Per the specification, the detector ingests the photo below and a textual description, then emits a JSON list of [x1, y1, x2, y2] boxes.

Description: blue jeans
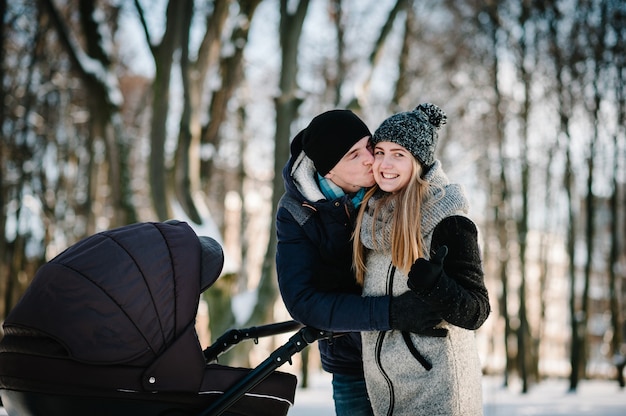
[[332, 373, 374, 416]]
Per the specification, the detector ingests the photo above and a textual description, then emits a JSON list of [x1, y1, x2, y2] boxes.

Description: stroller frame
[[200, 321, 332, 416]]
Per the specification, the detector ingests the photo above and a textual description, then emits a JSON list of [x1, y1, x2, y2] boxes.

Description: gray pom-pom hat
[[371, 103, 447, 168]]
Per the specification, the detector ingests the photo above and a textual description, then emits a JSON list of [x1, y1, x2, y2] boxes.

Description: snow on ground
[[289, 371, 626, 416]]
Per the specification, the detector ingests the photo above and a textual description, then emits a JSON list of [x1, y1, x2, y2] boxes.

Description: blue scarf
[[317, 173, 366, 208]]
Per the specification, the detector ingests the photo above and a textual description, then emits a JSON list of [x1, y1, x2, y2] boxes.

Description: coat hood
[[3, 221, 215, 366]]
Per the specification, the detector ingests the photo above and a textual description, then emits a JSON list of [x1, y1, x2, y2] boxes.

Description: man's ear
[[323, 171, 333, 179]]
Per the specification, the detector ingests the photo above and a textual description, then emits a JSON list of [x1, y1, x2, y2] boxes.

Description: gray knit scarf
[[360, 160, 469, 254]]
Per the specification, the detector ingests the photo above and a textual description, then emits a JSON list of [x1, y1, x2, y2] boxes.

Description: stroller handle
[[203, 320, 304, 363], [199, 324, 334, 416]]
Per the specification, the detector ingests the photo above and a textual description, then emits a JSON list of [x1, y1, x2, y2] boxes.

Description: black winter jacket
[[275, 135, 390, 376]]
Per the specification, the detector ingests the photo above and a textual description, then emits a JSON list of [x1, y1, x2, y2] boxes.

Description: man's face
[[324, 136, 375, 193]]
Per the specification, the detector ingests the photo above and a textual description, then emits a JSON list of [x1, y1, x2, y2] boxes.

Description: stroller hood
[[4, 221, 212, 366]]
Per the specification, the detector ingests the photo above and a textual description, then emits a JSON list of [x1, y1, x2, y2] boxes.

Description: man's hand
[[389, 291, 447, 337]]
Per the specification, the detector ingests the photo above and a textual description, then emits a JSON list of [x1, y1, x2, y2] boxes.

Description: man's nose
[[364, 152, 374, 165]]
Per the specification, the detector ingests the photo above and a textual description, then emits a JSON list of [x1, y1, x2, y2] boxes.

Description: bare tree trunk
[[201, 0, 261, 227], [544, 0, 583, 393], [608, 38, 625, 387], [136, 0, 190, 220], [575, 0, 609, 390], [43, 0, 136, 230], [565, 142, 582, 392], [608, 133, 624, 388], [516, 61, 531, 392], [178, 0, 229, 225], [537, 144, 557, 382], [252, 0, 309, 328], [77, 0, 135, 228], [391, 3, 414, 111], [515, 2, 536, 393], [483, 1, 515, 386], [0, 0, 7, 321], [1, 2, 48, 317], [577, 130, 596, 389], [242, 0, 309, 374], [329, 0, 345, 107], [6, 235, 24, 316], [349, 0, 408, 108], [173, 0, 199, 223]]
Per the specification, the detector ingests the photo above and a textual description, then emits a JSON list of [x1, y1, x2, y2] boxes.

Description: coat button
[[334, 202, 340, 207]]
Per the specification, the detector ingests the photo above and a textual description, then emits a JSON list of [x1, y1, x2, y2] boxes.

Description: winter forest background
[[1, 0, 625, 396]]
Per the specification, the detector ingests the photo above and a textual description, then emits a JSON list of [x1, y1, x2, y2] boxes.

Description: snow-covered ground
[[1, 372, 623, 415], [289, 371, 626, 416]]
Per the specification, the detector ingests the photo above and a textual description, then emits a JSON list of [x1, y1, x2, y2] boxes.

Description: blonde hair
[[353, 158, 429, 285]]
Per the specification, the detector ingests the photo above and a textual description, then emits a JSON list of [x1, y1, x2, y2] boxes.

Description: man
[[276, 110, 439, 415]]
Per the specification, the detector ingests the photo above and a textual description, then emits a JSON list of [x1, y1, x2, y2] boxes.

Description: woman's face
[[372, 141, 414, 193]]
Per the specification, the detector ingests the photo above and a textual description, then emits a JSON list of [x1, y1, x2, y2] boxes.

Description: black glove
[[408, 245, 448, 293], [389, 291, 447, 337]]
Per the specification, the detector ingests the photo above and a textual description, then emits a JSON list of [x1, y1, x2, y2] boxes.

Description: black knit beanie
[[372, 103, 447, 168], [301, 109, 372, 175]]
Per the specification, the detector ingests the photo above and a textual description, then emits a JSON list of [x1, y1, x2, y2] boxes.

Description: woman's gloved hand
[[407, 245, 448, 293]]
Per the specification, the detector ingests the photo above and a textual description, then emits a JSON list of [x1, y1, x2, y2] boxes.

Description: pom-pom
[[416, 103, 447, 129]]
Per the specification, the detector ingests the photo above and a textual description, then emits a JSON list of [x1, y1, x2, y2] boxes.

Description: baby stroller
[[0, 221, 330, 416]]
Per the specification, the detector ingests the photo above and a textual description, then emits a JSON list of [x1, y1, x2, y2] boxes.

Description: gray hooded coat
[[360, 162, 489, 416]]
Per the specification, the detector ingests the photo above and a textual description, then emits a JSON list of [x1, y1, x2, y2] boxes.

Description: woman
[[353, 103, 490, 415]]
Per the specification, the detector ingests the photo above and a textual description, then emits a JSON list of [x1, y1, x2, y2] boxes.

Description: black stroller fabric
[[0, 221, 296, 416]]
